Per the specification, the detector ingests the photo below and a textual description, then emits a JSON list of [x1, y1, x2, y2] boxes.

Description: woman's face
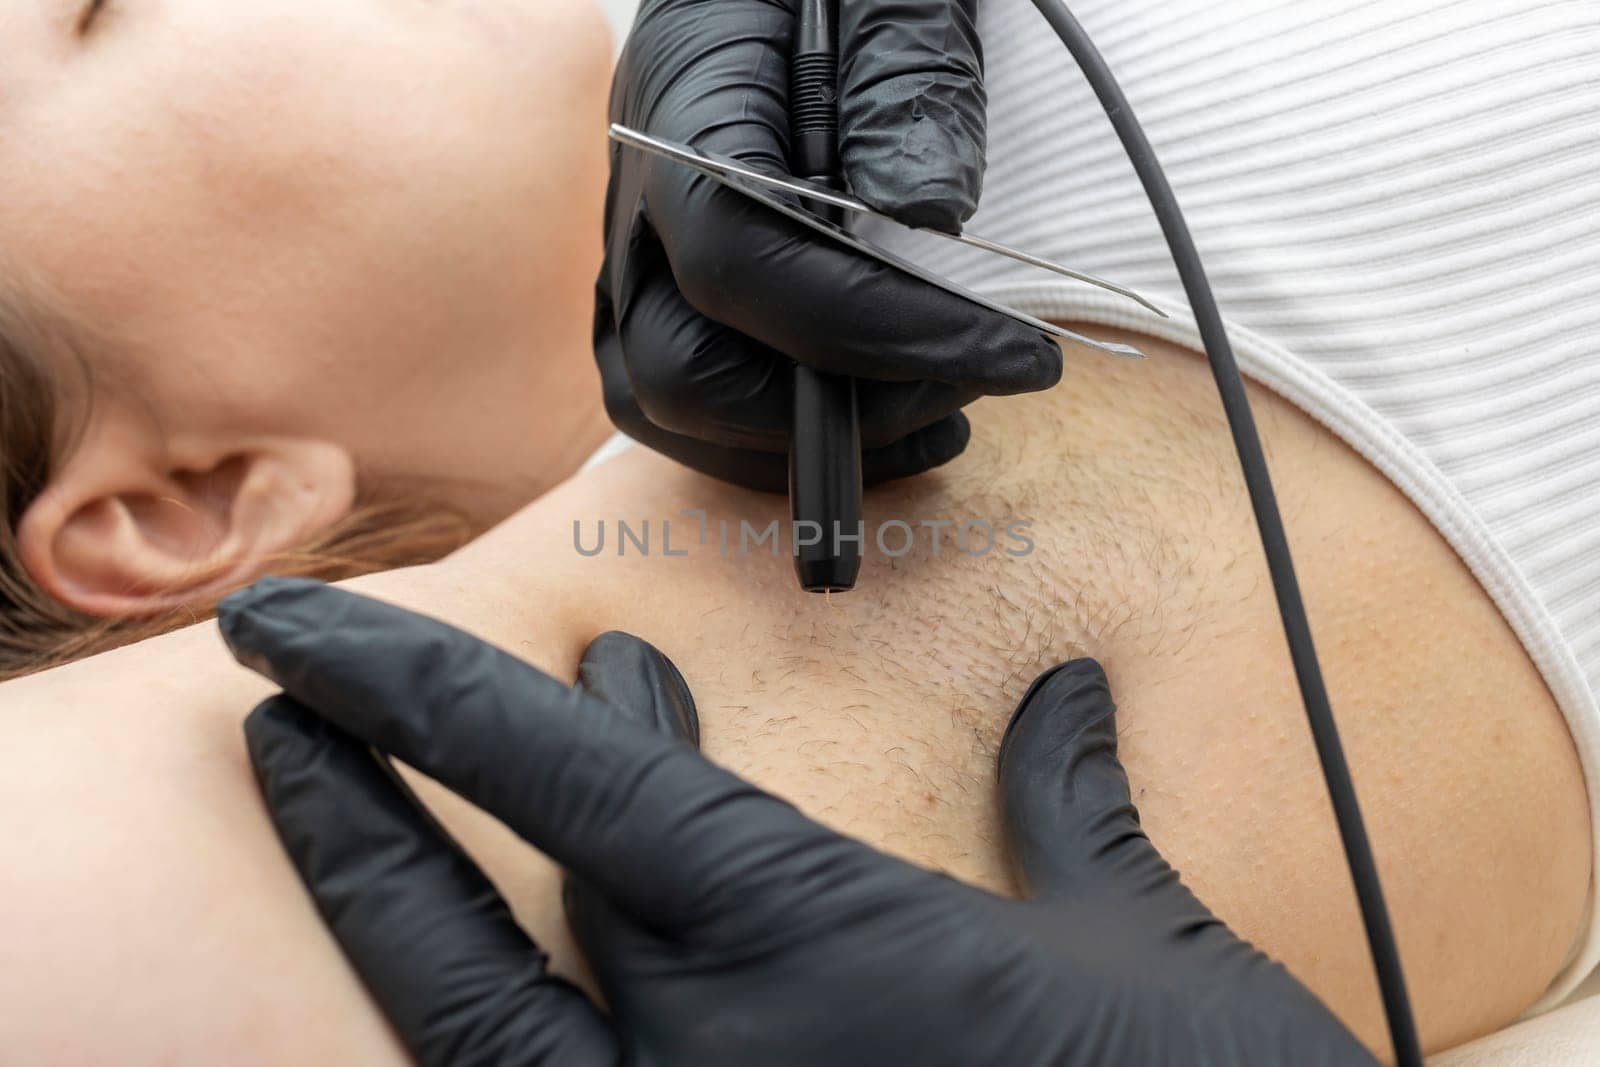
[[1, 0, 615, 614]]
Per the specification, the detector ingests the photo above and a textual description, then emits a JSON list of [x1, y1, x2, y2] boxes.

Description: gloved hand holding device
[[595, 0, 1064, 492], [222, 578, 1376, 1066]]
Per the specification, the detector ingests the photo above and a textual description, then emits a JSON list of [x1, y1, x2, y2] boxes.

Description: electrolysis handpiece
[[787, 0, 863, 595]]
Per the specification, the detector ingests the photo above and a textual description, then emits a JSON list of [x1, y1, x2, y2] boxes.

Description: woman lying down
[[2, 0, 1598, 1061]]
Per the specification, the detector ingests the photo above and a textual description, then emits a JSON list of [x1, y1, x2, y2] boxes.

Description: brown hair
[[0, 307, 475, 682]]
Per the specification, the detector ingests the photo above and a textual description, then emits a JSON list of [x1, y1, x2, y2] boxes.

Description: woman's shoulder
[[0, 555, 585, 1062]]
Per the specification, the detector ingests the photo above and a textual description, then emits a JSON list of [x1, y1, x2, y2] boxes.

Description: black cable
[[1026, 3, 1423, 1063]]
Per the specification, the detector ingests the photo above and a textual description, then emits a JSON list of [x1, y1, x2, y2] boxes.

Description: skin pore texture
[[0, 327, 1589, 1062]]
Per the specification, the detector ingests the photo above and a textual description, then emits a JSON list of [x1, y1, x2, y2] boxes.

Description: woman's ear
[[17, 419, 356, 619]]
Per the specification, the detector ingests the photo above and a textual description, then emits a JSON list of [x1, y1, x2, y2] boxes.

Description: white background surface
[[600, 0, 640, 41]]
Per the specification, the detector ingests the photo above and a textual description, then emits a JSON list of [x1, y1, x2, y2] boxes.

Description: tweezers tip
[[1096, 341, 1148, 359], [1037, 323, 1147, 360]]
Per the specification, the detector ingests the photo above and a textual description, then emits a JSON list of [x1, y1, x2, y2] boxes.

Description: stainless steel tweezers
[[609, 123, 1167, 360]]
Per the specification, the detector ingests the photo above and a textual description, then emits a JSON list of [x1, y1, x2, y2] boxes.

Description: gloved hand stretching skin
[[594, 0, 1063, 491], [221, 579, 1375, 1066]]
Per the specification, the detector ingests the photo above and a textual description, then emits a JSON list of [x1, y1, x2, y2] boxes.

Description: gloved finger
[[864, 411, 972, 483], [997, 659, 1187, 903], [610, 236, 790, 453], [613, 250, 982, 452], [563, 632, 698, 995], [838, 0, 987, 231], [219, 579, 864, 936], [244, 696, 617, 1067], [863, 379, 982, 450], [597, 333, 974, 492], [620, 2, 794, 176], [595, 322, 786, 489], [616, 408, 970, 492], [645, 164, 1062, 395], [575, 630, 699, 746], [611, 409, 966, 492]]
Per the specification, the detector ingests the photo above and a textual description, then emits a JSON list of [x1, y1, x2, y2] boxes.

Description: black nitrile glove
[[595, 0, 1064, 491], [222, 577, 1375, 1066]]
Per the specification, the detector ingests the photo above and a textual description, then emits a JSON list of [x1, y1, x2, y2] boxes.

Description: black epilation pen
[[788, 0, 863, 594]]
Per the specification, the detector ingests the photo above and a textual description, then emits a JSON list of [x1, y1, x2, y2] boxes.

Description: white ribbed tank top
[[864, 0, 1600, 1010]]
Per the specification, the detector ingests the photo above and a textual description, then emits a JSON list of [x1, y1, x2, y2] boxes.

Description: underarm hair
[[785, 409, 1244, 751]]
